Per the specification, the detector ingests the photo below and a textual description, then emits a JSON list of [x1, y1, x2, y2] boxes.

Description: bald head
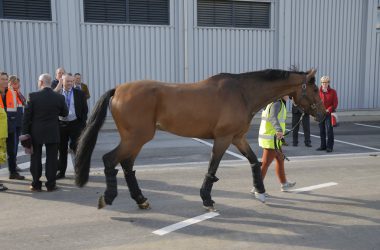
[[38, 73, 52, 89]]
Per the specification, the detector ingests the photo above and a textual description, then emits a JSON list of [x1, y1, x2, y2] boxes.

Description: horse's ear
[[306, 68, 317, 81]]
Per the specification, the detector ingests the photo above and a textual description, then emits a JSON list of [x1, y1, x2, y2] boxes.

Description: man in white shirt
[[56, 74, 88, 179]]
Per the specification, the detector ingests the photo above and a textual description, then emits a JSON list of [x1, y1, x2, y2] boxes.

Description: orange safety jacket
[[0, 95, 4, 108], [5, 88, 24, 112]]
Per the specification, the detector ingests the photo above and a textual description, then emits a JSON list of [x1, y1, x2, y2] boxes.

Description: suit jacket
[[292, 103, 303, 114], [22, 88, 68, 144], [71, 88, 88, 125]]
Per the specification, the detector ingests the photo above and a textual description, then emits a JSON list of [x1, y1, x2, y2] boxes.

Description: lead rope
[[274, 112, 305, 161]]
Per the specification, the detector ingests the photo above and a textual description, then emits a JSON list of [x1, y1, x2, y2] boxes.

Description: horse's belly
[[156, 117, 215, 139]]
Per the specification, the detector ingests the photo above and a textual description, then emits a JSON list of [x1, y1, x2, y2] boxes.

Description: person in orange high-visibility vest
[[5, 75, 25, 180]]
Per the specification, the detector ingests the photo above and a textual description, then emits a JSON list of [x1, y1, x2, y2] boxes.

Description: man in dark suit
[[56, 74, 88, 179], [291, 101, 312, 147], [21, 73, 68, 191], [51, 67, 65, 90]]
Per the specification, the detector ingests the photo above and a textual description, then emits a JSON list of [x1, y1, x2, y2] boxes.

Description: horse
[[74, 68, 326, 211]]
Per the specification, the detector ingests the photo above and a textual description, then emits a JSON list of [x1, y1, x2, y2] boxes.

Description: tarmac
[[0, 154, 379, 250], [0, 110, 379, 250]]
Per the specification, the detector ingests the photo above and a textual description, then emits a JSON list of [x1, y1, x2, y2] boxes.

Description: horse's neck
[[242, 78, 299, 113]]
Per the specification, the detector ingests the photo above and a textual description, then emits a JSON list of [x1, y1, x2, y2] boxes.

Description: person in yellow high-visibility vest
[[254, 96, 295, 197], [0, 71, 9, 191]]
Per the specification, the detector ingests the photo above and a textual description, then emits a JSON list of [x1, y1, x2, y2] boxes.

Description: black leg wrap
[[104, 168, 119, 205], [124, 170, 147, 205], [251, 162, 265, 193], [200, 174, 219, 207]]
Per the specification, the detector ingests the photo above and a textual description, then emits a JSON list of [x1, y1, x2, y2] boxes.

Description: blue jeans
[[319, 114, 334, 149]]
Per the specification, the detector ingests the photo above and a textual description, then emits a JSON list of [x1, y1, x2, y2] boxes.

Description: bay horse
[[75, 69, 326, 211]]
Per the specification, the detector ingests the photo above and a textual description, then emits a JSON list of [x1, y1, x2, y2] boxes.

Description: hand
[[55, 80, 63, 91], [276, 131, 284, 140]]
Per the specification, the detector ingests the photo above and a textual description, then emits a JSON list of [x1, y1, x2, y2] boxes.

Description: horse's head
[[290, 69, 326, 122]]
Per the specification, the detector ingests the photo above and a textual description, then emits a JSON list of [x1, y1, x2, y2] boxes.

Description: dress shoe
[[47, 186, 58, 192], [0, 184, 8, 191], [326, 148, 333, 153], [305, 143, 312, 147], [29, 185, 42, 192], [9, 172, 25, 180], [292, 143, 298, 147], [316, 147, 326, 151], [56, 172, 66, 180]]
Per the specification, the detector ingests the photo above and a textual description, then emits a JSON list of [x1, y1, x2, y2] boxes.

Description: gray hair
[[39, 73, 52, 86], [55, 67, 65, 74]]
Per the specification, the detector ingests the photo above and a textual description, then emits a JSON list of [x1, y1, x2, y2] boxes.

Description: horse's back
[[112, 79, 250, 139]]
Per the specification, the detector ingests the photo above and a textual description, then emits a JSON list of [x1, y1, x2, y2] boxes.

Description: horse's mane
[[210, 69, 307, 82]]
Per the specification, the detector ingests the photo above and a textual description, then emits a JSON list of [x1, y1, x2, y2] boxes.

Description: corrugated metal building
[[0, 0, 379, 111]]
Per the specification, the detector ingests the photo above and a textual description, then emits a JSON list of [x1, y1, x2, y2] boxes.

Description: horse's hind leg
[[233, 138, 266, 199], [99, 146, 123, 208], [200, 137, 231, 211], [120, 157, 150, 209]]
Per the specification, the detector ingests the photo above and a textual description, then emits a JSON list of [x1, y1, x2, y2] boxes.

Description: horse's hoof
[[138, 201, 150, 210], [203, 205, 218, 212], [98, 195, 106, 209]]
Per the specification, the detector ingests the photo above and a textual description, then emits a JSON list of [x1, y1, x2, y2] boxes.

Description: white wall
[[0, 0, 379, 110]]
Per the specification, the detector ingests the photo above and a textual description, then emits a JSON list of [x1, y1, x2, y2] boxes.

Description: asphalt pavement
[[0, 120, 379, 250]]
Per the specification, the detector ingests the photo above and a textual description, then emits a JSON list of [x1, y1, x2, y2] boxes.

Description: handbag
[[331, 112, 339, 127]]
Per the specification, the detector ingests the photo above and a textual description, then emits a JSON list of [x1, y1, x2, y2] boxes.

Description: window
[[0, 0, 51, 21], [84, 0, 169, 25], [197, 0, 271, 29]]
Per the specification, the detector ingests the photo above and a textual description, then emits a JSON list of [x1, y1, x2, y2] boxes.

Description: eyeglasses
[[321, 82, 329, 84]]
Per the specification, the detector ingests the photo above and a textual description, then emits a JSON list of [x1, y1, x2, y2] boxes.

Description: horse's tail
[[75, 88, 116, 187]]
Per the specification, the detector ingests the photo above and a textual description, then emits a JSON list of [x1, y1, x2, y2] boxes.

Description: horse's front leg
[[233, 138, 266, 203], [200, 138, 231, 211]]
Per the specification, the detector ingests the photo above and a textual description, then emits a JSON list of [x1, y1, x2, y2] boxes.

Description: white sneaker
[[254, 192, 266, 203], [250, 188, 269, 197], [281, 181, 296, 192]]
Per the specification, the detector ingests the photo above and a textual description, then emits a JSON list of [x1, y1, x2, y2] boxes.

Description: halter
[[296, 75, 321, 113]]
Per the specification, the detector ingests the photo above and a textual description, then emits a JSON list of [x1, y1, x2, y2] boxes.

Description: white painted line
[[304, 133, 380, 151], [67, 153, 74, 171], [17, 157, 47, 170], [192, 138, 246, 160], [153, 212, 219, 236], [287, 152, 380, 161], [17, 150, 27, 157], [17, 146, 45, 158], [290, 182, 338, 193], [354, 123, 380, 129]]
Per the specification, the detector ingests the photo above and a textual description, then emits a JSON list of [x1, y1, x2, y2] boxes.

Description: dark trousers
[[319, 114, 334, 149], [30, 142, 58, 189], [6, 127, 21, 174], [14, 126, 21, 156], [58, 120, 83, 174], [292, 113, 311, 145]]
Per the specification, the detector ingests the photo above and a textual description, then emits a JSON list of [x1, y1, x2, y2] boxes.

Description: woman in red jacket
[[317, 76, 338, 152]]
